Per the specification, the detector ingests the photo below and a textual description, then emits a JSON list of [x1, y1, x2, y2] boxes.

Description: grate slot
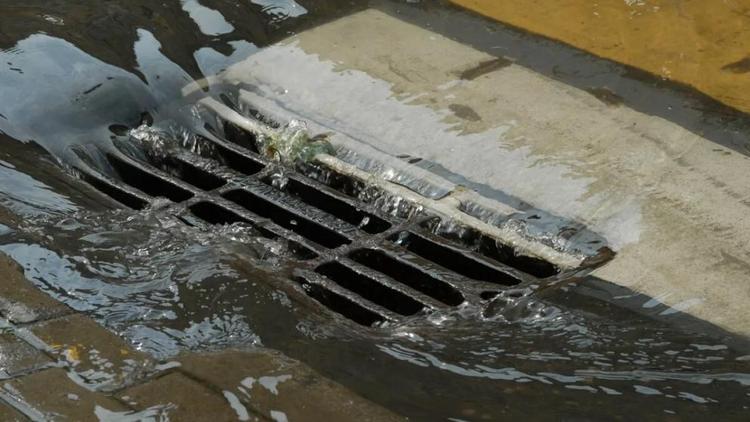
[[223, 189, 351, 249], [190, 201, 249, 225], [201, 138, 265, 176], [424, 220, 559, 278], [390, 231, 522, 285], [298, 162, 373, 201], [156, 156, 226, 191], [190, 201, 318, 260], [476, 235, 559, 278], [299, 162, 423, 220], [294, 276, 387, 326], [223, 121, 261, 153], [107, 154, 194, 202], [315, 262, 425, 316], [78, 171, 149, 210], [348, 249, 464, 306], [271, 177, 391, 234]]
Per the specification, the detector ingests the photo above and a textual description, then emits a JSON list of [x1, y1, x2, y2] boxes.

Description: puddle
[[0, 0, 749, 419]]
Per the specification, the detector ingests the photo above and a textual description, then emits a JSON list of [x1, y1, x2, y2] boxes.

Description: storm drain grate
[[73, 102, 614, 327]]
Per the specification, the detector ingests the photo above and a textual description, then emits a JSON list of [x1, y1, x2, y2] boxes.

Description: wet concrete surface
[[0, 0, 750, 420]]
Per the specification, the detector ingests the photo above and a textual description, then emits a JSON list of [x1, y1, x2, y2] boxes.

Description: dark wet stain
[[449, 103, 481, 121], [397, 154, 423, 164], [721, 56, 750, 74], [108, 124, 129, 136], [713, 148, 732, 156], [586, 87, 624, 106], [82, 83, 103, 95], [388, 60, 415, 83], [457, 57, 511, 80], [140, 111, 154, 126]]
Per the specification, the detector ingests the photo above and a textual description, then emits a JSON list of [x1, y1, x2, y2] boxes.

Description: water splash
[[256, 119, 336, 165]]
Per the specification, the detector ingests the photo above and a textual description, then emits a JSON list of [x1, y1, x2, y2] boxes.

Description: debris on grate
[[72, 94, 615, 328]]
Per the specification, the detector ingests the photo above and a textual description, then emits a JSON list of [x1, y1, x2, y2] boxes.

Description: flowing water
[[1, 0, 749, 420]]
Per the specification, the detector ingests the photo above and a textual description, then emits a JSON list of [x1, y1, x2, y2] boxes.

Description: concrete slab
[[179, 348, 403, 421], [27, 314, 153, 391], [209, 9, 750, 336], [0, 368, 128, 421], [0, 333, 52, 378], [117, 372, 245, 421], [0, 402, 25, 422], [0, 254, 70, 324]]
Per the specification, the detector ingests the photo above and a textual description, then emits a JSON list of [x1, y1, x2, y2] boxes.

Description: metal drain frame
[[72, 98, 614, 327]]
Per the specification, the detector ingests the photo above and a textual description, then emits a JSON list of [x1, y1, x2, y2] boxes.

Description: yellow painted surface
[[451, 0, 750, 113]]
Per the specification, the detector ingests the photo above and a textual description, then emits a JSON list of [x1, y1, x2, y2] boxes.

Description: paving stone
[[0, 368, 127, 421], [179, 348, 403, 421], [0, 332, 52, 378], [0, 401, 27, 421], [0, 254, 70, 324], [117, 372, 243, 421], [28, 314, 153, 391], [0, 206, 19, 228]]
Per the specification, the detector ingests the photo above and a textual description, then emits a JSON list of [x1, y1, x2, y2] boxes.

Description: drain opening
[[477, 236, 558, 278], [223, 121, 260, 154], [197, 137, 265, 176], [77, 105, 595, 328], [315, 262, 425, 316], [348, 249, 464, 306], [294, 276, 386, 326], [424, 220, 559, 278], [190, 201, 318, 260], [390, 231, 522, 285], [223, 189, 351, 249], [480, 291, 501, 300], [299, 162, 423, 219], [190, 202, 249, 225], [267, 177, 391, 234], [155, 156, 226, 191], [78, 172, 149, 210], [107, 154, 194, 202], [298, 162, 374, 201]]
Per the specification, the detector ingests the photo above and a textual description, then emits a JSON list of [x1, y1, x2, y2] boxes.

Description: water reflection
[[181, 0, 235, 36], [251, 0, 308, 21], [0, 160, 77, 216], [0, 34, 153, 159]]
